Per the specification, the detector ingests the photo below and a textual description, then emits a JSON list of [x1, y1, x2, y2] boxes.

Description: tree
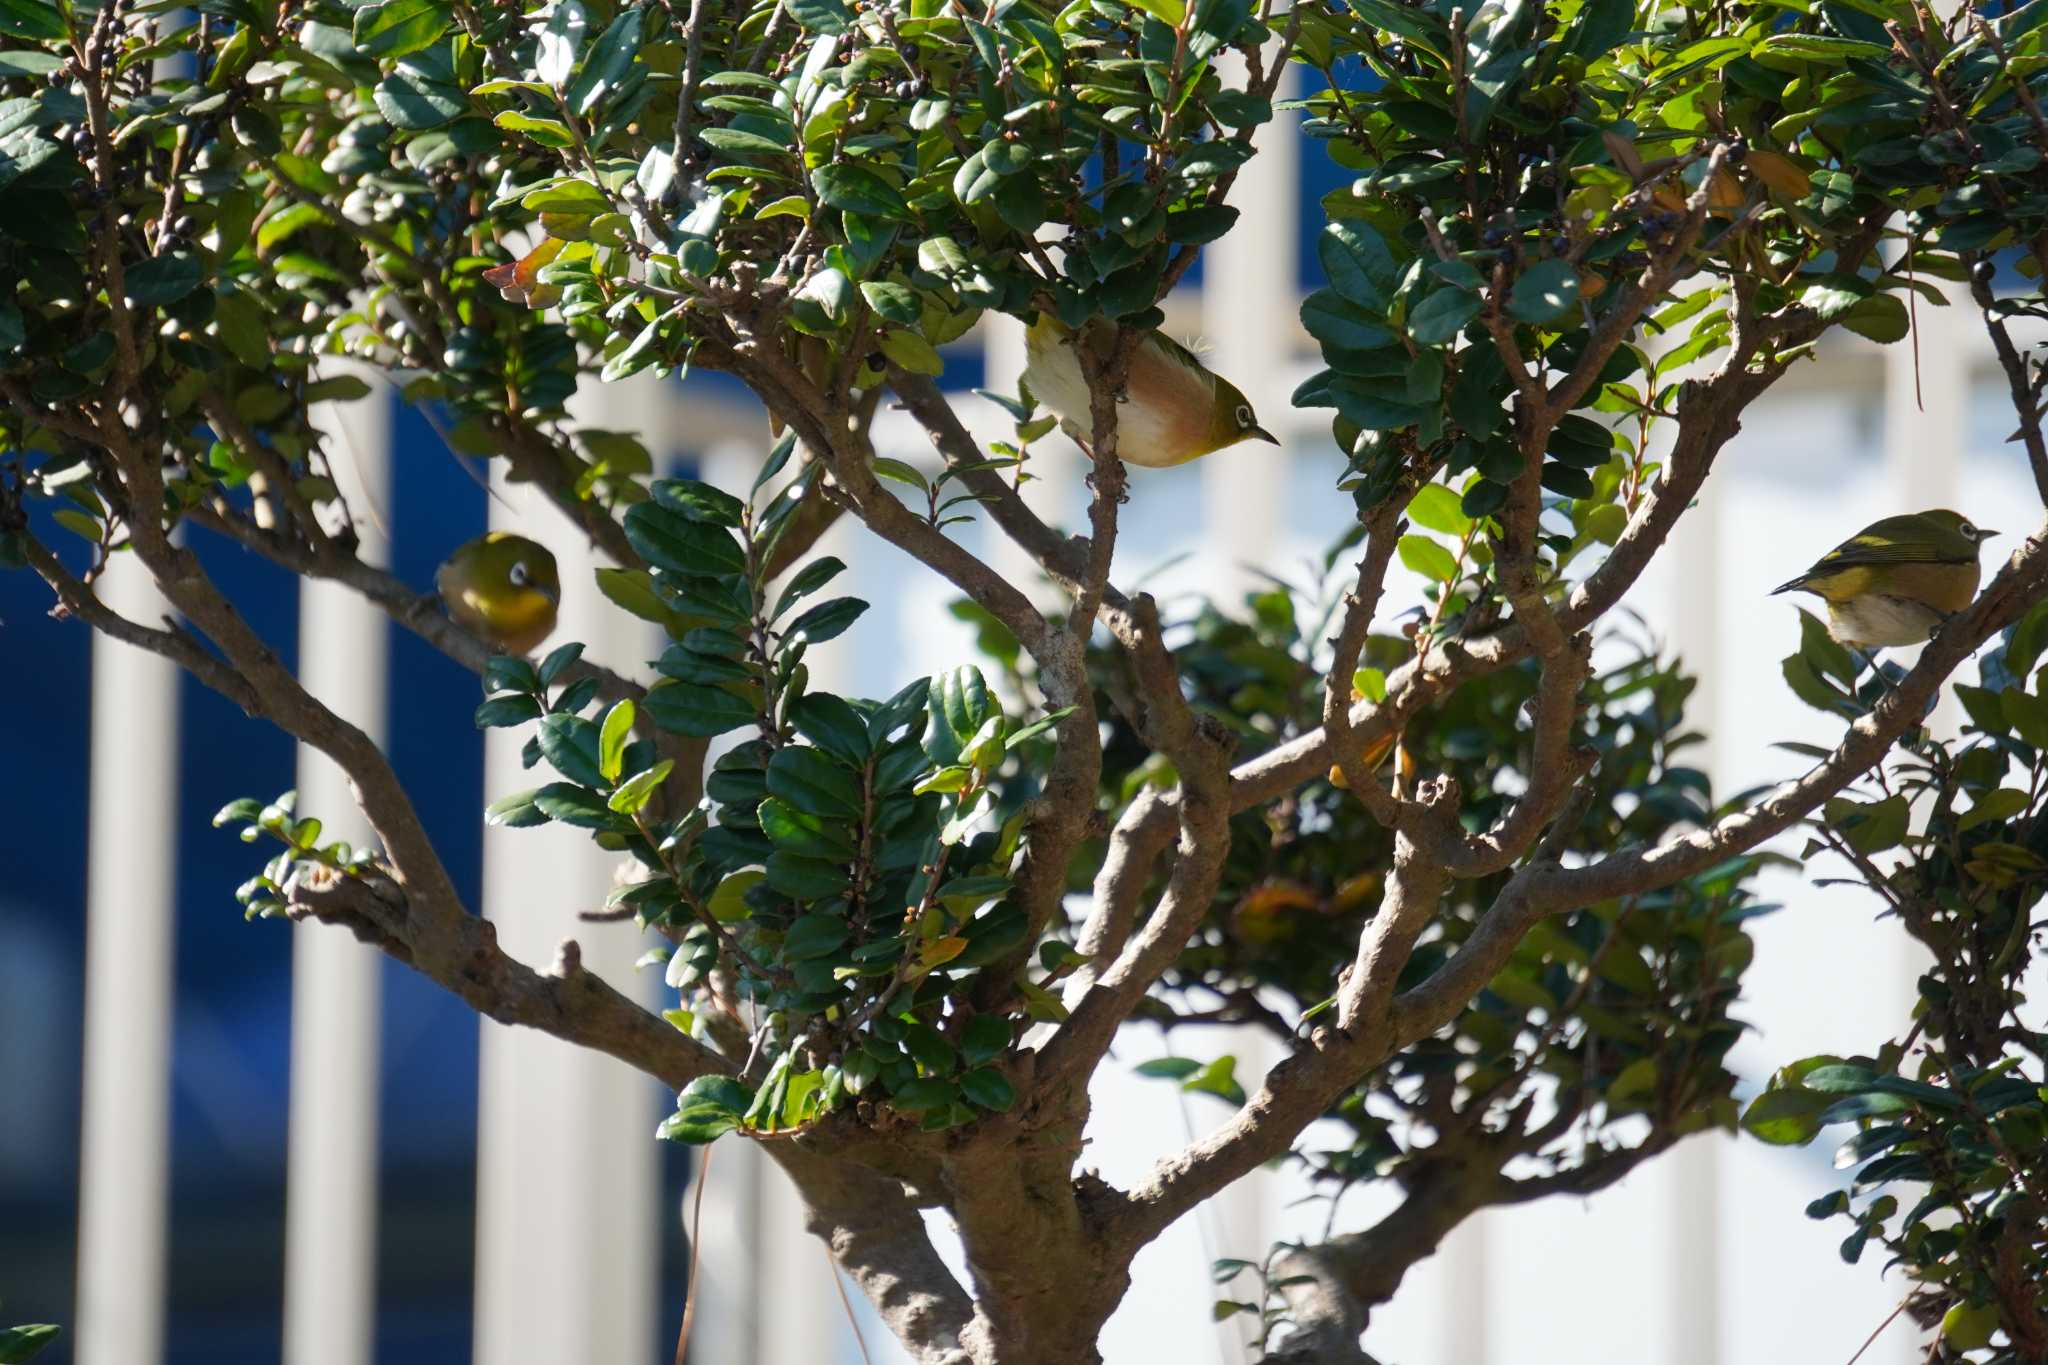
[[5, 0, 2048, 1360]]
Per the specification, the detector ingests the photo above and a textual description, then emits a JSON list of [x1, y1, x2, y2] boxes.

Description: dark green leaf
[[773, 556, 847, 620], [1509, 259, 1581, 324], [375, 65, 465, 130], [531, 782, 616, 828], [902, 1021, 956, 1072], [814, 163, 909, 219], [888, 1077, 959, 1111], [789, 0, 852, 32], [790, 692, 870, 764], [1317, 221, 1398, 313], [960, 1014, 1012, 1067], [860, 280, 921, 324], [784, 911, 851, 958], [475, 694, 545, 728], [785, 595, 868, 645], [485, 788, 551, 828], [652, 477, 746, 527], [765, 851, 851, 899], [1301, 289, 1398, 352], [766, 744, 864, 817], [539, 642, 585, 687], [658, 1075, 754, 1143], [1134, 1056, 1203, 1080], [0, 0, 65, 40], [959, 1067, 1016, 1110], [486, 656, 542, 694], [0, 1324, 60, 1364], [1408, 287, 1483, 345], [566, 5, 644, 116], [126, 253, 202, 307], [538, 714, 607, 788], [625, 502, 746, 576], [645, 680, 757, 737]]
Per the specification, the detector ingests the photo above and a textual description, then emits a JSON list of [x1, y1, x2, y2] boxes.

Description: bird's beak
[[539, 584, 561, 605], [1984, 529, 2002, 539], [1248, 426, 1279, 445]]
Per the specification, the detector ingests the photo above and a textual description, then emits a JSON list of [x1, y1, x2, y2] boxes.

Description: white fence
[[62, 91, 2033, 1365]]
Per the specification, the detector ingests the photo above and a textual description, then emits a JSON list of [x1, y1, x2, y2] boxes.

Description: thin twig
[[675, 1144, 713, 1365]]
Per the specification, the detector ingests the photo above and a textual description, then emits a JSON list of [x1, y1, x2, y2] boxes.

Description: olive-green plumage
[[1771, 509, 1994, 648], [437, 532, 561, 655], [1022, 314, 1277, 468]]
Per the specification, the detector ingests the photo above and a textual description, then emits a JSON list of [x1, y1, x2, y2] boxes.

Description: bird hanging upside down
[[1771, 509, 1994, 649], [436, 531, 561, 656], [1021, 313, 1277, 468]]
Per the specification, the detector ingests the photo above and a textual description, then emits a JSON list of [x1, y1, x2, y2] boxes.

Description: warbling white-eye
[[436, 531, 561, 655], [1772, 509, 1995, 648], [1022, 314, 1277, 468]]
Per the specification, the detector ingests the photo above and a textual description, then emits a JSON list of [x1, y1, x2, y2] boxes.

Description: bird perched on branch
[[437, 531, 561, 655], [1022, 314, 1277, 468], [1772, 509, 1994, 649]]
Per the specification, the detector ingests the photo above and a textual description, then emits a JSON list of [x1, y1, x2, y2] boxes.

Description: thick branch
[[20, 534, 261, 712], [1394, 524, 2048, 1043], [285, 866, 724, 1088], [772, 1145, 980, 1365], [1324, 503, 1405, 821], [1037, 737, 1233, 1091], [889, 369, 1093, 594]]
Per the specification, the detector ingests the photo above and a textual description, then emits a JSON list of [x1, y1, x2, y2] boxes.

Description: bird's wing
[[1775, 518, 1974, 598], [1808, 534, 1971, 569], [1149, 330, 1214, 378]]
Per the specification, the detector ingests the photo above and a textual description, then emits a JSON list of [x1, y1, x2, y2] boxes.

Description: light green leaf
[[1397, 534, 1459, 583], [495, 110, 577, 148], [598, 699, 635, 782], [1404, 483, 1471, 537], [353, 0, 450, 59]]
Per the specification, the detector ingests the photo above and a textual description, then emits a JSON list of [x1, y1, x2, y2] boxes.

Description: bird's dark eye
[[509, 561, 530, 588], [1963, 523, 1980, 540], [1235, 404, 1253, 427]]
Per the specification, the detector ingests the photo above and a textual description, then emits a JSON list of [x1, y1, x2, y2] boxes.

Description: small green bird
[[1772, 509, 1995, 648], [436, 531, 561, 655], [1022, 314, 1277, 468]]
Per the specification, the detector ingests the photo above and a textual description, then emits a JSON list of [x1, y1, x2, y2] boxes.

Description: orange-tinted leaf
[[1746, 149, 1813, 198], [485, 236, 566, 306]]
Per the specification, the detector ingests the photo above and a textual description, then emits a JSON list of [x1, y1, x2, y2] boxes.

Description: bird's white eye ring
[[1235, 404, 1253, 427], [509, 561, 530, 588]]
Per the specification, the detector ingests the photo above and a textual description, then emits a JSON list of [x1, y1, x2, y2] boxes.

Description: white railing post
[[1889, 281, 1968, 741], [74, 555, 182, 1365], [1201, 56, 1299, 601], [473, 377, 666, 1365], [1668, 458, 1724, 1365], [283, 378, 393, 1365]]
